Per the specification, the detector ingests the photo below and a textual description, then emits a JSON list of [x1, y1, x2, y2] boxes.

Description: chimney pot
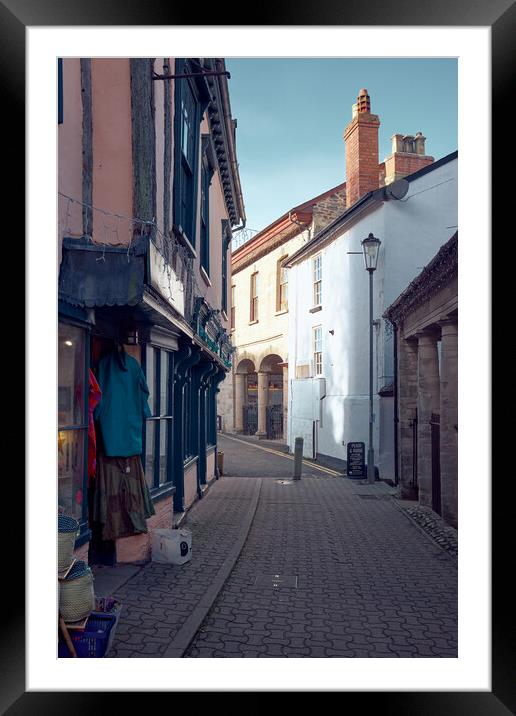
[[414, 132, 426, 155], [356, 88, 371, 114]]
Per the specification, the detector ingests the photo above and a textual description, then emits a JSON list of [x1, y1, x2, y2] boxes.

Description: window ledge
[[200, 266, 212, 287], [172, 225, 197, 259], [275, 308, 288, 316], [150, 484, 176, 503], [249, 319, 259, 325], [184, 455, 199, 469], [309, 305, 322, 313]]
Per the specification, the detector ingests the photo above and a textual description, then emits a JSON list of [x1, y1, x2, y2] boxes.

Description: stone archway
[[234, 358, 256, 433], [257, 354, 285, 439]]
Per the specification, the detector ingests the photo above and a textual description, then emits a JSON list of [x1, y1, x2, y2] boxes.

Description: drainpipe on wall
[[288, 211, 311, 243]]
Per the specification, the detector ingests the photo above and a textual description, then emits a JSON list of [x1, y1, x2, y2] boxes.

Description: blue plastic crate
[[59, 612, 117, 658]]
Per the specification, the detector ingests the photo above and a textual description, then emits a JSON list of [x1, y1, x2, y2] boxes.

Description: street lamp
[[361, 232, 381, 484]]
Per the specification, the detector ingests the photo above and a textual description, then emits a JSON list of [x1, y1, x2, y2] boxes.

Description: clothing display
[[94, 347, 151, 457], [87, 369, 102, 484], [93, 454, 155, 541]]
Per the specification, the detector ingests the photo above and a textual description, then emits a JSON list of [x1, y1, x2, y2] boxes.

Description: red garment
[[88, 369, 102, 483]]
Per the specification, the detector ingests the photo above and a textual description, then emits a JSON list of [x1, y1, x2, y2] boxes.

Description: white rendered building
[[285, 151, 458, 480]]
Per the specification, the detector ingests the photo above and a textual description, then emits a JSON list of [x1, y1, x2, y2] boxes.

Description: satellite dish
[[385, 178, 409, 200]]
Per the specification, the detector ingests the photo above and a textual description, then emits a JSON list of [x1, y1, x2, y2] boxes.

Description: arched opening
[[258, 354, 285, 440], [235, 359, 257, 434]]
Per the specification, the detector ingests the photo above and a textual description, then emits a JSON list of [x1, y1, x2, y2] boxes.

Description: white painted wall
[[287, 156, 457, 480]]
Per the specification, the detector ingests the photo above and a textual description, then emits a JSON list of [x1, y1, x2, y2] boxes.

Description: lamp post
[[361, 232, 381, 484]]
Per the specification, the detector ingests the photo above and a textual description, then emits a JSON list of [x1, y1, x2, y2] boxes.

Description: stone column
[[234, 372, 246, 433], [439, 319, 458, 528], [397, 334, 419, 499], [256, 371, 269, 438], [282, 365, 288, 441], [416, 331, 440, 509]]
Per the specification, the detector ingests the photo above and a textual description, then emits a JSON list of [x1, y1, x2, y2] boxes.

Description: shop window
[[142, 345, 174, 490], [207, 384, 216, 446], [173, 59, 202, 250], [58, 322, 88, 522], [184, 379, 194, 461]]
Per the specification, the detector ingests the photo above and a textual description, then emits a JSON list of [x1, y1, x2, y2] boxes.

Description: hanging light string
[[57, 191, 223, 328]]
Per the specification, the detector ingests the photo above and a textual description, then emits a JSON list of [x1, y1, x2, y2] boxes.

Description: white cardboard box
[[151, 528, 192, 565]]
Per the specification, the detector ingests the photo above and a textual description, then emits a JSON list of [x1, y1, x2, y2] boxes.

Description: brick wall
[[384, 152, 434, 185], [116, 495, 173, 563], [344, 113, 380, 207]]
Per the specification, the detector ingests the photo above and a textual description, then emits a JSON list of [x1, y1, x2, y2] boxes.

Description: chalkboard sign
[[347, 442, 365, 477]]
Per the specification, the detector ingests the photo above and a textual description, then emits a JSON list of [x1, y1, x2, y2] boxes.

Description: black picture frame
[[11, 0, 511, 711]]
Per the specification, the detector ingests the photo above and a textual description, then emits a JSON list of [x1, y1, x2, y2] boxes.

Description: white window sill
[[200, 266, 212, 287]]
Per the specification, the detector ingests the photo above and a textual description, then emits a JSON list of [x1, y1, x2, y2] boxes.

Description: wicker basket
[[58, 514, 79, 573], [59, 560, 95, 623]]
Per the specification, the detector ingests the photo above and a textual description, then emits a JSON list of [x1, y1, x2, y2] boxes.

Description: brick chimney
[[382, 131, 434, 185], [344, 89, 380, 207]]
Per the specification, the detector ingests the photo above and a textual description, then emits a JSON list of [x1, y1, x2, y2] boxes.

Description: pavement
[[94, 434, 457, 658]]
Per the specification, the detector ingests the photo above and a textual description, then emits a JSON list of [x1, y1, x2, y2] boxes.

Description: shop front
[[58, 235, 232, 565]]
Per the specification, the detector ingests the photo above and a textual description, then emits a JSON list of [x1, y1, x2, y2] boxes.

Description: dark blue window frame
[[173, 59, 203, 252], [142, 345, 175, 498], [200, 162, 210, 274]]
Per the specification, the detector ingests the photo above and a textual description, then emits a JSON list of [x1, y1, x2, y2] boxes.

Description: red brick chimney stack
[[382, 130, 434, 185], [344, 89, 381, 207]]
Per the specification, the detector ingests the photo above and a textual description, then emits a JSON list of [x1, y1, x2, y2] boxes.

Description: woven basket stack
[[59, 560, 95, 622], [58, 515, 95, 623]]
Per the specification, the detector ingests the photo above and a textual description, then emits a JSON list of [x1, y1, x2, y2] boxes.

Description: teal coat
[[94, 348, 151, 457]]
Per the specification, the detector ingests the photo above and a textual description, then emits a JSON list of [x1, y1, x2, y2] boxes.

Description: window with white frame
[[313, 325, 323, 376], [312, 254, 322, 306], [277, 256, 288, 312], [250, 271, 259, 322]]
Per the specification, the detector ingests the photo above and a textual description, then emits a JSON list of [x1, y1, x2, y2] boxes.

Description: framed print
[[10, 0, 513, 711]]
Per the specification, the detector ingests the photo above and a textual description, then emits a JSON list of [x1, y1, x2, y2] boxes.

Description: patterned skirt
[[93, 455, 155, 541]]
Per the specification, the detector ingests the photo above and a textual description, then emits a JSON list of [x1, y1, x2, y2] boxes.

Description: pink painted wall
[[91, 59, 133, 246], [207, 450, 216, 482], [116, 496, 173, 563], [192, 114, 231, 330], [58, 59, 84, 264], [184, 462, 198, 509]]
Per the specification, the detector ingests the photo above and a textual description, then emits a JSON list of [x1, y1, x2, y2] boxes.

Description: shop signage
[[347, 442, 365, 478]]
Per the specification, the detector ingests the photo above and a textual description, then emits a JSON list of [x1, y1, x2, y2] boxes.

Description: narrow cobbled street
[[104, 435, 457, 658]]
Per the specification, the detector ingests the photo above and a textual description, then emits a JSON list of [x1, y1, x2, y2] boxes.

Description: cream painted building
[[218, 184, 347, 440]]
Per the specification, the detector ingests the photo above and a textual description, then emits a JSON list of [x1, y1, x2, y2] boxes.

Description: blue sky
[[225, 58, 457, 233]]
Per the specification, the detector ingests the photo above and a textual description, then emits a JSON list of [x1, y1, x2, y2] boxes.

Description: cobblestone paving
[[185, 477, 457, 658], [108, 478, 258, 657]]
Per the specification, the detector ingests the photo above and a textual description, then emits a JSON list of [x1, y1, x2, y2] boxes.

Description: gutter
[[284, 190, 382, 268], [216, 59, 246, 228]]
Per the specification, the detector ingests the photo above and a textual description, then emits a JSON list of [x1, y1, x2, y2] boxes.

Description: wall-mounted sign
[[347, 442, 365, 478]]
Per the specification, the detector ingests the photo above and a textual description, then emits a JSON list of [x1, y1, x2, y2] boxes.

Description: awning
[[58, 236, 147, 308]]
